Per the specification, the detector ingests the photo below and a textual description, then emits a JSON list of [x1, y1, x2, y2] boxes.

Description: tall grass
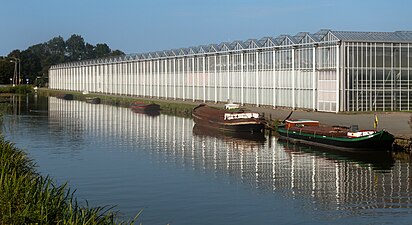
[[0, 137, 139, 224]]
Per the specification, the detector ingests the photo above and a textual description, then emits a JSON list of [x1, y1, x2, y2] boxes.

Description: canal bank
[[38, 88, 412, 152], [5, 92, 412, 224]]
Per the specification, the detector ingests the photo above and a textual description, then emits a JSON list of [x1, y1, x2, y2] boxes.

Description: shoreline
[[38, 88, 412, 152]]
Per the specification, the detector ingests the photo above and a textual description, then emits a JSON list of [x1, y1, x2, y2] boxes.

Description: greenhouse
[[49, 29, 412, 112]]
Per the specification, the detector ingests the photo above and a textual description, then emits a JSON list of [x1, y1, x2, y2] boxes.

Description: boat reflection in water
[[131, 107, 160, 117], [192, 124, 266, 145], [130, 102, 161, 117], [278, 140, 395, 171]]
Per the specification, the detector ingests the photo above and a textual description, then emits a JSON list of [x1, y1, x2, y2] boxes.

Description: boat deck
[[287, 126, 349, 138]]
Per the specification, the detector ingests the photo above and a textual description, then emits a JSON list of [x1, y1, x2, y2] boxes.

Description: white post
[[336, 44, 340, 113], [255, 51, 259, 107], [192, 57, 195, 101], [214, 54, 217, 103], [292, 47, 296, 109], [138, 61, 141, 96], [203, 56, 206, 102], [157, 59, 160, 98], [173, 58, 176, 100], [165, 59, 168, 99], [272, 49, 276, 108], [150, 60, 153, 97], [182, 57, 186, 101], [241, 52, 244, 105], [313, 46, 316, 111], [143, 61, 146, 97], [227, 54, 230, 101]]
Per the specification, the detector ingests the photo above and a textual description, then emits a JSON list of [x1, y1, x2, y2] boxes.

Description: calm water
[[3, 95, 412, 225]]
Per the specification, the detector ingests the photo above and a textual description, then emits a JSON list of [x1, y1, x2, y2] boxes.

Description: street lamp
[[9, 57, 20, 86]]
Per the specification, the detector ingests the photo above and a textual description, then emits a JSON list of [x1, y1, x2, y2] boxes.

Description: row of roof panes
[[51, 29, 412, 68]]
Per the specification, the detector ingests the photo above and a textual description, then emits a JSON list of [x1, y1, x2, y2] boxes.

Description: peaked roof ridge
[[330, 30, 412, 42]]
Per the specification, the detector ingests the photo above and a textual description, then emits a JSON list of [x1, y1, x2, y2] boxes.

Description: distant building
[[49, 29, 412, 112]]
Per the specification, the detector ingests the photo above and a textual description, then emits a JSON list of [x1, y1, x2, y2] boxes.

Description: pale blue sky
[[1, 0, 411, 56]]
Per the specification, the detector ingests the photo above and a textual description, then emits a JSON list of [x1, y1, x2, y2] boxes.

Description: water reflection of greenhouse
[[49, 98, 412, 210], [50, 29, 412, 112]]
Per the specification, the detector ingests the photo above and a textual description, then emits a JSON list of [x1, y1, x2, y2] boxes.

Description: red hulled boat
[[192, 104, 265, 133], [130, 102, 161, 115]]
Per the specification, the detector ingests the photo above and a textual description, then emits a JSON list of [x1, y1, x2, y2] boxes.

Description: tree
[[84, 43, 96, 60], [46, 36, 66, 65], [20, 50, 42, 84], [66, 34, 85, 61], [0, 34, 125, 84], [47, 36, 66, 55], [0, 57, 15, 84], [110, 49, 125, 56], [95, 43, 111, 58]]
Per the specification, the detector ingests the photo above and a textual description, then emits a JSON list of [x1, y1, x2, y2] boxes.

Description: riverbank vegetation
[[0, 93, 140, 224], [0, 135, 141, 224], [0, 85, 33, 94]]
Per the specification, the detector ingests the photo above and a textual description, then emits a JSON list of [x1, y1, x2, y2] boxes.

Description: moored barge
[[130, 102, 161, 115], [277, 119, 394, 151], [56, 93, 74, 100], [192, 104, 264, 133]]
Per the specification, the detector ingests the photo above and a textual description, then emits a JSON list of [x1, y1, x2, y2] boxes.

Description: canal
[[3, 94, 412, 225]]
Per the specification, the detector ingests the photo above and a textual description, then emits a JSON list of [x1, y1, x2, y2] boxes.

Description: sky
[[1, 0, 411, 56]]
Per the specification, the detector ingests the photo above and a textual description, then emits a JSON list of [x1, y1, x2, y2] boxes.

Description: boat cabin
[[285, 119, 320, 129]]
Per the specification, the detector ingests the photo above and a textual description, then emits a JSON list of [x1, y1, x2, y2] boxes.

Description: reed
[[0, 137, 138, 224]]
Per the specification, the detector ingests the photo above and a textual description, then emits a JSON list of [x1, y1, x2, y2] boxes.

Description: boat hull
[[56, 94, 73, 100], [277, 126, 394, 151], [192, 104, 264, 133], [130, 102, 161, 116]]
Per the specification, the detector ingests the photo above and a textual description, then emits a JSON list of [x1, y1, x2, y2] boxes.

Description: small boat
[[130, 102, 161, 114], [85, 97, 101, 104], [191, 104, 265, 133], [56, 93, 74, 100], [277, 119, 395, 151]]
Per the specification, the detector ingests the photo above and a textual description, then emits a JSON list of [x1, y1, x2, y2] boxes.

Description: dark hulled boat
[[56, 93, 74, 100], [130, 102, 161, 115], [277, 119, 394, 151], [191, 104, 264, 133]]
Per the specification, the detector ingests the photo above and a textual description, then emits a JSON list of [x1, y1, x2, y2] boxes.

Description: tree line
[[0, 34, 124, 86]]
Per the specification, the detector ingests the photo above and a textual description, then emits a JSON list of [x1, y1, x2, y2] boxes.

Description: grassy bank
[[0, 135, 140, 224], [39, 88, 196, 117]]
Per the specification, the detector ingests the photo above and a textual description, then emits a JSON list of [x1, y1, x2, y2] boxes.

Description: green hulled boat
[[277, 119, 395, 151]]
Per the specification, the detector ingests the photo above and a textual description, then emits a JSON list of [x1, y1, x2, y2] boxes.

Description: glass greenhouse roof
[[51, 29, 412, 68]]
